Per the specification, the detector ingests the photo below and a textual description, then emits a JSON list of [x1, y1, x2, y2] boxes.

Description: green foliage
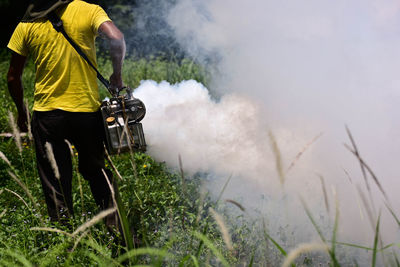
[[96, 56, 210, 100], [0, 52, 243, 266]]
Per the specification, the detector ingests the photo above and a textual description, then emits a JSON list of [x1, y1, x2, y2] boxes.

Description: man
[[7, 0, 126, 226]]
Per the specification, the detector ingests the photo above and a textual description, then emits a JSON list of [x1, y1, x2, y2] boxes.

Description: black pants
[[31, 109, 113, 222]]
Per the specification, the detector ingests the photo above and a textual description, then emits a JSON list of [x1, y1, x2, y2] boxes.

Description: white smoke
[[132, 0, 400, 263], [135, 80, 272, 180], [134, 80, 352, 248]]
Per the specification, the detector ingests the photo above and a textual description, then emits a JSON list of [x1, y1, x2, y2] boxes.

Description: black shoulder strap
[[22, 0, 72, 22], [47, 11, 112, 93]]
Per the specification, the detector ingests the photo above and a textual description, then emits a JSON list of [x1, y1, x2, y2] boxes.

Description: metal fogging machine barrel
[[101, 87, 147, 154]]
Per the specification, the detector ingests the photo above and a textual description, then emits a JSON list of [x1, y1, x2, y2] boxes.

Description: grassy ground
[[1, 50, 399, 266], [0, 51, 242, 266]]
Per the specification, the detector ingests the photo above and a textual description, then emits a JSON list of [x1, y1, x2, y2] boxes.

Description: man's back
[[7, 0, 111, 112]]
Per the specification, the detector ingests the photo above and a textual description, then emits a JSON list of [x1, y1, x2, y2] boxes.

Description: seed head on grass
[[8, 111, 22, 153], [0, 150, 12, 167], [71, 230, 89, 252], [209, 207, 233, 251], [4, 188, 29, 209], [24, 99, 33, 141], [0, 209, 6, 219], [282, 242, 329, 267], [72, 207, 117, 237], [225, 199, 246, 212], [45, 142, 60, 179], [30, 227, 72, 237], [7, 171, 36, 209], [269, 131, 285, 186], [64, 139, 74, 158]]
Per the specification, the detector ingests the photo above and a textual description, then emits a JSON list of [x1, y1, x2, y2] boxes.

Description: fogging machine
[[101, 87, 146, 154]]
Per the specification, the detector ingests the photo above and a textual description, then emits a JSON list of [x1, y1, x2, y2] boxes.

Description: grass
[[0, 50, 240, 266], [1, 48, 400, 266]]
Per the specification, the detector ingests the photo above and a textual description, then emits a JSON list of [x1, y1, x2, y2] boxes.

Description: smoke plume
[[132, 0, 400, 263]]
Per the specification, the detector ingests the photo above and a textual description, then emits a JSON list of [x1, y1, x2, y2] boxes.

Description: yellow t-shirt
[[7, 0, 111, 112]]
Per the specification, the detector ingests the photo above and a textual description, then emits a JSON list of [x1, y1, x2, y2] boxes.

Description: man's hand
[[109, 72, 123, 94], [17, 109, 28, 132], [7, 52, 28, 132]]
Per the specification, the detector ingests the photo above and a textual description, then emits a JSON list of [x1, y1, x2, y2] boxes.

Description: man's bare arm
[[7, 52, 28, 132], [98, 21, 126, 90]]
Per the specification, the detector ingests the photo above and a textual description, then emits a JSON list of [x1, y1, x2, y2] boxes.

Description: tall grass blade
[[178, 255, 191, 267], [300, 197, 340, 266], [82, 237, 121, 266], [263, 227, 287, 256], [334, 240, 393, 252], [1, 249, 33, 267], [178, 154, 186, 196], [318, 174, 330, 213], [345, 143, 388, 203], [342, 167, 353, 184], [195, 222, 209, 258], [331, 187, 339, 259], [345, 125, 369, 189], [248, 249, 255, 267], [334, 241, 373, 250], [262, 218, 295, 266], [345, 126, 378, 219], [178, 254, 200, 267], [104, 149, 123, 181], [393, 252, 400, 267], [190, 255, 200, 267], [216, 174, 232, 204], [113, 179, 135, 251], [192, 231, 230, 267], [103, 169, 135, 252], [84, 250, 111, 267], [372, 213, 381, 267], [384, 201, 400, 227], [300, 197, 326, 243]]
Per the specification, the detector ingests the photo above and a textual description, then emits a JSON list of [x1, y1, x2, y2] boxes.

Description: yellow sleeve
[[91, 5, 112, 35], [7, 23, 29, 56]]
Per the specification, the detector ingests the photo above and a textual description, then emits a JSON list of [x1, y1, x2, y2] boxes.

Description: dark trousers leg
[[32, 111, 73, 221], [32, 110, 114, 222], [68, 111, 113, 211]]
